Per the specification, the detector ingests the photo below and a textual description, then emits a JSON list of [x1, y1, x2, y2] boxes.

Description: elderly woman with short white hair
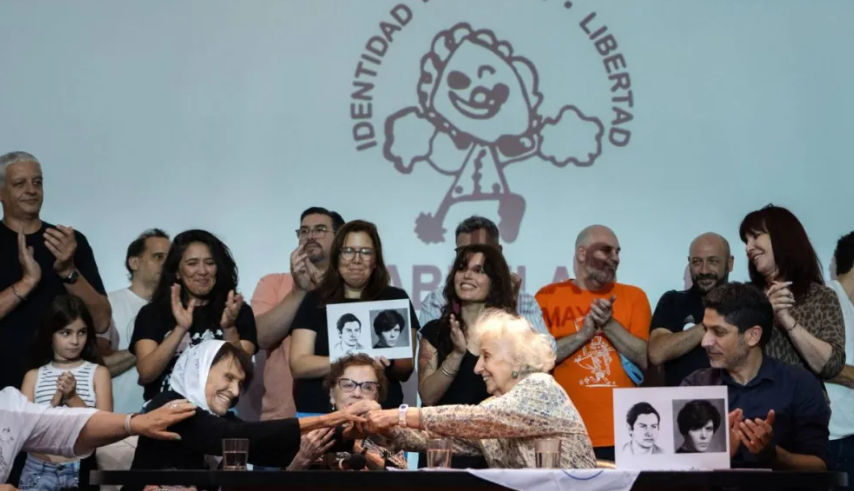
[[365, 310, 596, 469]]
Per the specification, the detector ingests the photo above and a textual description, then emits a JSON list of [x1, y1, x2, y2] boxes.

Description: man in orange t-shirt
[[536, 225, 651, 462]]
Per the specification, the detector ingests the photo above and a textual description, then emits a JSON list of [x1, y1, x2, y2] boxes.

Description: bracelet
[[11, 284, 25, 301], [125, 413, 136, 436], [440, 364, 458, 377], [785, 323, 799, 333]]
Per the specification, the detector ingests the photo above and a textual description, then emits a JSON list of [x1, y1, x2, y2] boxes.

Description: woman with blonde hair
[[365, 310, 596, 469]]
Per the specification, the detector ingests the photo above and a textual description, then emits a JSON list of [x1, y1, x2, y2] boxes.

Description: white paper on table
[[468, 469, 640, 491]]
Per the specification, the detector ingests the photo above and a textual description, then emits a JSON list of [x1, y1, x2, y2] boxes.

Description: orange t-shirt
[[535, 280, 651, 448]]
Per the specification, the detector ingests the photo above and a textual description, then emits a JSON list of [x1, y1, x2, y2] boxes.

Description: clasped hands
[[331, 404, 412, 440], [767, 281, 797, 331], [582, 295, 618, 334]]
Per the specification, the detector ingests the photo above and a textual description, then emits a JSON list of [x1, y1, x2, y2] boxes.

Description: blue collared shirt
[[418, 288, 557, 354], [682, 355, 830, 468]]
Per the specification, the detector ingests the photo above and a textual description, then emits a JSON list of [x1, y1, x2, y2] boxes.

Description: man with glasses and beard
[[250, 207, 344, 422], [536, 225, 652, 462], [648, 233, 734, 387]]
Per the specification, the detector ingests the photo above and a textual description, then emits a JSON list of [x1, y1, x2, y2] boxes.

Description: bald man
[[535, 225, 652, 461], [648, 233, 733, 386]]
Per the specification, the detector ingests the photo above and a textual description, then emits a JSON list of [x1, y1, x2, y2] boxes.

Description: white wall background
[[2, 0, 853, 423]]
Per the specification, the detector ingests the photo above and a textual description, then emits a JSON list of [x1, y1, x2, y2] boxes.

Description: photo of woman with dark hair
[[675, 399, 724, 453], [372, 309, 407, 349]]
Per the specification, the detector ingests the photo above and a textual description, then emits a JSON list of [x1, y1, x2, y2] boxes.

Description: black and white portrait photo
[[333, 312, 366, 355], [326, 299, 412, 362], [370, 308, 410, 349], [623, 402, 665, 456], [614, 386, 730, 470], [673, 399, 727, 454]]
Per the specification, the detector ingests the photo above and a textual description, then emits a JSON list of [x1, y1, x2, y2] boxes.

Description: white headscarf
[[168, 339, 226, 413]]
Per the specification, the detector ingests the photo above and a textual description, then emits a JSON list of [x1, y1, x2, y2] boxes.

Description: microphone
[[337, 453, 367, 470]]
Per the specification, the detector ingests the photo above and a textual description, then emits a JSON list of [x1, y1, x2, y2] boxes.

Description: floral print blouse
[[388, 373, 596, 469]]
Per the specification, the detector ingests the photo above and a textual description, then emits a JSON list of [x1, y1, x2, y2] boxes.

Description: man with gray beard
[[648, 233, 733, 386], [536, 225, 651, 461]]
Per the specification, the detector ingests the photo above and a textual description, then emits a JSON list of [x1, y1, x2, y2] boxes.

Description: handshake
[[332, 400, 409, 437], [289, 400, 414, 470]]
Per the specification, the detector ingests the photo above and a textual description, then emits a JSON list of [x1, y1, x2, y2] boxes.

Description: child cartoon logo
[[383, 22, 605, 244]]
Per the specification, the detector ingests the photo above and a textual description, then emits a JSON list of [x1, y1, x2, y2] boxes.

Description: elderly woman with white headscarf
[[364, 310, 596, 469], [127, 340, 377, 490]]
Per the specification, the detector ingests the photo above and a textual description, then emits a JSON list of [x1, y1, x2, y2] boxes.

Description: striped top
[[34, 361, 98, 408]]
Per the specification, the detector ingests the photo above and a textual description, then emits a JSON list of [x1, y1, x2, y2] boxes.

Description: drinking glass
[[426, 438, 453, 468], [535, 439, 561, 469], [222, 438, 249, 470]]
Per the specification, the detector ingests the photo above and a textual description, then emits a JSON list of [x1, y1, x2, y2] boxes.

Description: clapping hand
[[171, 284, 196, 331], [291, 245, 312, 291], [220, 290, 244, 329], [291, 245, 326, 292], [727, 408, 744, 457], [767, 282, 796, 330], [17, 229, 41, 289], [43, 225, 77, 277], [737, 410, 775, 455], [449, 314, 467, 355]]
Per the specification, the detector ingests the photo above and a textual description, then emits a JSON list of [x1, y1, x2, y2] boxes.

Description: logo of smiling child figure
[[383, 22, 604, 244]]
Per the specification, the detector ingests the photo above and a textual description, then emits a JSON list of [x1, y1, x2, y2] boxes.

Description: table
[[91, 469, 848, 490]]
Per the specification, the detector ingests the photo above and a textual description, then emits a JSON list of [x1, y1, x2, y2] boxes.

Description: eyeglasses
[[337, 378, 379, 394], [340, 247, 374, 261], [296, 225, 331, 239]]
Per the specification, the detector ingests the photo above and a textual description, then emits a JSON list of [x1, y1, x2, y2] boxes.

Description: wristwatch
[[398, 404, 409, 428], [61, 269, 80, 285]]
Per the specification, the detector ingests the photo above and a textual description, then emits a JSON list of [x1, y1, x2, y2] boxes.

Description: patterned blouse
[[388, 373, 596, 469], [765, 282, 845, 380]]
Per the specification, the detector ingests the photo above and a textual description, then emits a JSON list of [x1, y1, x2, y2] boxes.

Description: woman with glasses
[[289, 354, 408, 470], [289, 220, 420, 417]]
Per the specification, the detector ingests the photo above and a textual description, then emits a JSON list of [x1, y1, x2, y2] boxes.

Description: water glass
[[535, 439, 561, 469], [426, 438, 453, 468], [222, 438, 249, 470]]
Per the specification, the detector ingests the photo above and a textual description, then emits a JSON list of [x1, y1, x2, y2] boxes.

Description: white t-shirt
[[0, 387, 96, 483], [827, 280, 854, 440], [107, 288, 149, 414]]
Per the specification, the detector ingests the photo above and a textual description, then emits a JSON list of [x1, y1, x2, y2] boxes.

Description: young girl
[[20, 294, 113, 491]]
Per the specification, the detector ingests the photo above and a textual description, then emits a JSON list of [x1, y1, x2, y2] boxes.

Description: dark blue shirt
[[682, 355, 829, 468]]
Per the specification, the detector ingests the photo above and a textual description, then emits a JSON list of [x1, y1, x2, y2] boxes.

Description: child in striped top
[[19, 295, 112, 491]]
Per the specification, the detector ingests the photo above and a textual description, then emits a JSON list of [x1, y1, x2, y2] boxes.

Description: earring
[[511, 370, 519, 379]]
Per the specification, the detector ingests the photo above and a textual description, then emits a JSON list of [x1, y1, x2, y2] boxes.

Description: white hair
[[0, 151, 40, 186], [473, 309, 556, 373]]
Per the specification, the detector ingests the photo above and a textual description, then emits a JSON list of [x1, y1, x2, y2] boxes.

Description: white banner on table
[[326, 299, 412, 362], [613, 386, 730, 470], [467, 469, 639, 491]]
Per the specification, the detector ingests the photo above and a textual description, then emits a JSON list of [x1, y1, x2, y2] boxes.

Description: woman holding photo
[[289, 220, 420, 416]]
